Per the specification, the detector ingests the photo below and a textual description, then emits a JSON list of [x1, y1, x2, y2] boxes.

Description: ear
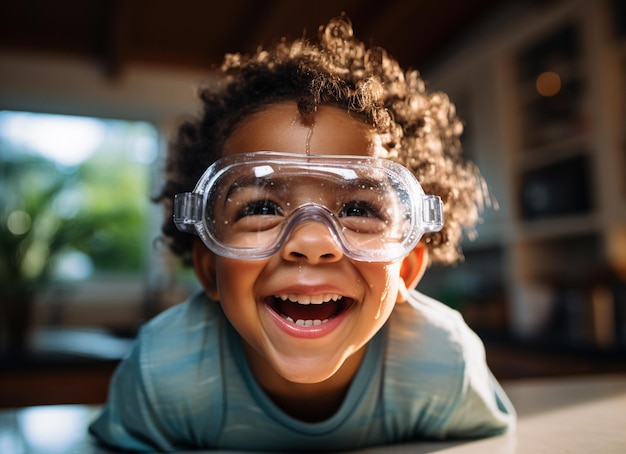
[[397, 243, 429, 303], [192, 239, 220, 301]]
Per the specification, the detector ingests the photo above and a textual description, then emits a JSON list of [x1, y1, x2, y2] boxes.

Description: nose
[[280, 221, 344, 264]]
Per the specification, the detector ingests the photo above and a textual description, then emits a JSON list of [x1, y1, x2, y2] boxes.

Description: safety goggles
[[174, 152, 443, 262]]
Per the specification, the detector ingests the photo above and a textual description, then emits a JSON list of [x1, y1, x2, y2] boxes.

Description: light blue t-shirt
[[90, 290, 515, 451]]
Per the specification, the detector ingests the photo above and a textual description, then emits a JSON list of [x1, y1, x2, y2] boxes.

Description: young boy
[[90, 15, 515, 452]]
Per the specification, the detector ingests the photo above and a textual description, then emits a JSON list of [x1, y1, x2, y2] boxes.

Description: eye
[[339, 201, 382, 219], [236, 199, 283, 219]]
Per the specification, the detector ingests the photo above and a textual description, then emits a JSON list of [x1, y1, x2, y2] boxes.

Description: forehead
[[221, 102, 382, 157]]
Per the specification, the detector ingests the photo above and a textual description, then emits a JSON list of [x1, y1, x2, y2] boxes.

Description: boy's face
[[194, 102, 424, 386]]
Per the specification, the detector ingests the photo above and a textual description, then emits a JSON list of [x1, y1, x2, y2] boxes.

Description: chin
[[272, 357, 344, 384]]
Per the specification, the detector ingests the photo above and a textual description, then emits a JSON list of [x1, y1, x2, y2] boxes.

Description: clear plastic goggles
[[174, 152, 443, 262]]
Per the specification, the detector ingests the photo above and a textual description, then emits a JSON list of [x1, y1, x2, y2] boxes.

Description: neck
[[242, 343, 366, 423]]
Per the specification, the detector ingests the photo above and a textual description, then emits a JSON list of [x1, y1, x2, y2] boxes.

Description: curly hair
[[155, 15, 490, 266]]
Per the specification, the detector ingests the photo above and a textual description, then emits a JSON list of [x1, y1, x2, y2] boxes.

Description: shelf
[[514, 134, 589, 170], [423, 0, 625, 363], [517, 213, 599, 241], [482, 333, 626, 380], [517, 153, 594, 222]]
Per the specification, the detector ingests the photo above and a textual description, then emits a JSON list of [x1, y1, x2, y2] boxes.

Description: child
[[90, 15, 515, 452]]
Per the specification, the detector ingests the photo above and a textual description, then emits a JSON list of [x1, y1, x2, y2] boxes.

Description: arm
[[89, 340, 178, 452], [385, 291, 516, 441], [432, 325, 516, 438], [89, 294, 225, 451], [89, 345, 172, 451]]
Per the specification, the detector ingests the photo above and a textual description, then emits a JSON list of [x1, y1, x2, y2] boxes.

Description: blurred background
[[0, 0, 624, 408]]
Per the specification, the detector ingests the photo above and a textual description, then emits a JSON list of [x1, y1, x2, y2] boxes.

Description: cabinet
[[419, 0, 626, 370]]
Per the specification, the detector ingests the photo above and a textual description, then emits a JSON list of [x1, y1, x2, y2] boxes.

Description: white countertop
[[1, 374, 625, 453]]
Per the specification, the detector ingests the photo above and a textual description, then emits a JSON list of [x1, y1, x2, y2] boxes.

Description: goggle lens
[[174, 152, 443, 262]]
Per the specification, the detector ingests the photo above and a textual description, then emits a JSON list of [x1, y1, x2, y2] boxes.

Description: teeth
[[310, 295, 324, 304], [278, 293, 341, 305], [285, 316, 329, 326]]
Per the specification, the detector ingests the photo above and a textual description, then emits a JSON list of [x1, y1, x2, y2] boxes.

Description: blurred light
[[0, 427, 24, 454], [0, 111, 105, 166], [536, 71, 562, 97], [18, 406, 89, 452], [21, 241, 49, 280], [133, 129, 159, 163], [51, 188, 82, 219], [32, 328, 134, 359], [7, 210, 31, 235], [53, 250, 94, 280]]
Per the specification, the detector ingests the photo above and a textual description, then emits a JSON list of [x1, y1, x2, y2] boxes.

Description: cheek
[[360, 262, 403, 317], [215, 258, 248, 303], [213, 260, 267, 339], [214, 259, 261, 302], [373, 262, 402, 294]]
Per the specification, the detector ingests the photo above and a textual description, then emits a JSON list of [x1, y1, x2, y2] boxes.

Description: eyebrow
[[229, 175, 290, 191], [341, 177, 388, 190], [227, 173, 388, 193], [222, 175, 290, 207]]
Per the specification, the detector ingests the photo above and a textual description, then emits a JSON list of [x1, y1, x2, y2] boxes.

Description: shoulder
[[137, 292, 227, 414], [137, 292, 228, 442], [392, 290, 496, 385], [136, 291, 226, 386], [90, 292, 228, 450], [384, 291, 473, 413], [384, 290, 515, 439], [137, 291, 227, 365], [141, 290, 220, 335], [388, 290, 479, 365], [386, 290, 473, 381]]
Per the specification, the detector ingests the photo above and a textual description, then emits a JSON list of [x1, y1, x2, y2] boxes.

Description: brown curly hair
[[155, 15, 490, 266]]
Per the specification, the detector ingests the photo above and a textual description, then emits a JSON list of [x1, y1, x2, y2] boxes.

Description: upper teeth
[[277, 294, 341, 305]]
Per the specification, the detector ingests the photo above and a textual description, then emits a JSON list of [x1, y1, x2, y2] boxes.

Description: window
[[0, 111, 158, 291]]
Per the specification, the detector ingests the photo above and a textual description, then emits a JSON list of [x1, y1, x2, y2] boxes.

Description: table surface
[[1, 374, 625, 453]]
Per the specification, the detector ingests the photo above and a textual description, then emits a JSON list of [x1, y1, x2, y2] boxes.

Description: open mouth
[[264, 294, 355, 326]]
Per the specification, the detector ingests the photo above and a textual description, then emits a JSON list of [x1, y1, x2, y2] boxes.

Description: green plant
[[0, 147, 149, 353]]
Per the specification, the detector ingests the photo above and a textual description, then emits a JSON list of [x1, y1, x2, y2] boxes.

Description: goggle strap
[[422, 195, 444, 233], [174, 192, 203, 233]]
